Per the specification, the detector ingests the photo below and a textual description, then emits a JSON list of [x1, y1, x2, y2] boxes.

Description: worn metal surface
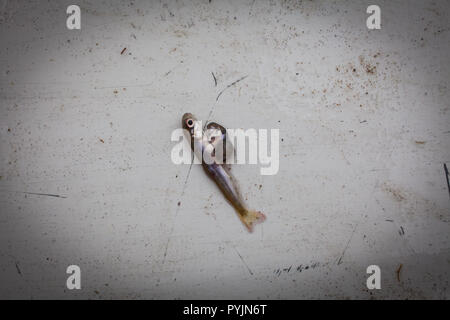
[[0, 0, 449, 299]]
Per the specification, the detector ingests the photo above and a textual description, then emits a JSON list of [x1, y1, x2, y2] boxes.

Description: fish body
[[182, 113, 266, 232]]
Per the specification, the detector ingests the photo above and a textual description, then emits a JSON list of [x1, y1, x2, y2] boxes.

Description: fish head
[[182, 112, 203, 138], [182, 112, 203, 148], [182, 112, 197, 131]]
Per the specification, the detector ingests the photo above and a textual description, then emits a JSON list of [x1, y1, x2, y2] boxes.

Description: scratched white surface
[[0, 0, 449, 299]]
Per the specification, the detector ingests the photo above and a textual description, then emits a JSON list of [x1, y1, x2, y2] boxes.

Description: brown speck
[[415, 141, 426, 145], [99, 138, 105, 143], [120, 47, 127, 55], [177, 201, 181, 206], [366, 65, 376, 74], [113, 90, 118, 94], [383, 184, 406, 202]]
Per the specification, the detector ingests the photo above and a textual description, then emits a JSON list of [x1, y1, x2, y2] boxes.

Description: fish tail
[[239, 209, 266, 233]]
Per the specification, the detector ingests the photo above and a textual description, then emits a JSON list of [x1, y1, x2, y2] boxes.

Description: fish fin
[[239, 210, 266, 233]]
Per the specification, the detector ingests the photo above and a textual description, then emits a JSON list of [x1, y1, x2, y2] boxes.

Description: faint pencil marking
[[233, 247, 253, 275], [337, 223, 358, 265], [205, 75, 247, 129], [162, 158, 194, 264], [216, 75, 248, 102]]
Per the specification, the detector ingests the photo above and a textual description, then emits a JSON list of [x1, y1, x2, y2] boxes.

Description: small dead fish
[[182, 113, 266, 232]]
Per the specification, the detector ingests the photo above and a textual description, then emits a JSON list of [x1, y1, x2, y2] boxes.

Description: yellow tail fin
[[239, 210, 266, 232]]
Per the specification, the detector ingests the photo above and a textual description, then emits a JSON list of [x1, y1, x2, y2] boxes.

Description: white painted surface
[[0, 0, 449, 299]]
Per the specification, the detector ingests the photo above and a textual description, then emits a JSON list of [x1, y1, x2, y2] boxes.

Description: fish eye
[[186, 119, 194, 128]]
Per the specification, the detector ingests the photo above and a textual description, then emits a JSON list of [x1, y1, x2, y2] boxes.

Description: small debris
[[99, 138, 105, 143], [120, 47, 127, 55], [177, 201, 181, 206], [396, 264, 403, 282], [415, 140, 426, 145], [444, 163, 450, 198]]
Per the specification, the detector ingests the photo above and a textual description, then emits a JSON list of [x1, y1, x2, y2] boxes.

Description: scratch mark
[[15, 262, 22, 276], [22, 192, 67, 198], [211, 72, 217, 87], [162, 159, 194, 265], [337, 223, 358, 265], [204, 75, 247, 128], [216, 75, 248, 102], [444, 163, 450, 198], [0, 190, 67, 198], [233, 247, 253, 275]]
